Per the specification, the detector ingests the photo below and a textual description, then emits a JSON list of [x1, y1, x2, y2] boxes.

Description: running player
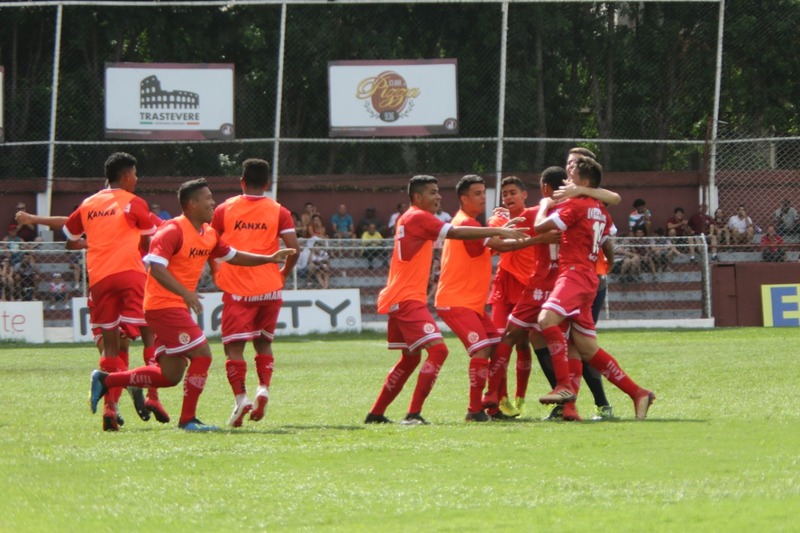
[[364, 175, 526, 425], [535, 156, 655, 420], [89, 179, 295, 431], [210, 158, 299, 427]]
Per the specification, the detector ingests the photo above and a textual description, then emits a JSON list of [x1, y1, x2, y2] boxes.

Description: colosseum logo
[[356, 71, 420, 123], [138, 75, 200, 124]]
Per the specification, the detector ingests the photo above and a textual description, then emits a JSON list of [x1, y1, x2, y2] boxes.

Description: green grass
[[1, 328, 798, 532]]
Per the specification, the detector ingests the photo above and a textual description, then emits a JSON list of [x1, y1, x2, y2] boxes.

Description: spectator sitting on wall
[[652, 227, 683, 272], [629, 198, 653, 236], [307, 238, 331, 289], [713, 207, 732, 247], [666, 207, 698, 262], [760, 225, 785, 262], [300, 202, 318, 237], [12, 202, 37, 242], [331, 203, 355, 239], [361, 222, 386, 269], [14, 252, 39, 301], [387, 202, 407, 236], [306, 213, 328, 239], [4, 225, 25, 265], [774, 198, 798, 237], [48, 272, 69, 310], [358, 207, 384, 237], [150, 202, 172, 221], [728, 204, 755, 246], [689, 203, 720, 261]]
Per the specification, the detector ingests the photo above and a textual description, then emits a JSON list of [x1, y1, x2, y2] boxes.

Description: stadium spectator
[[0, 255, 15, 301], [713, 207, 732, 247], [299, 202, 318, 236], [211, 158, 299, 428], [64, 152, 157, 431], [630, 226, 658, 275], [11, 202, 37, 242], [361, 222, 385, 269], [614, 235, 644, 282], [728, 204, 755, 245], [291, 211, 304, 235], [689, 203, 720, 260], [150, 202, 172, 221], [14, 252, 39, 301], [387, 202, 407, 236], [330, 203, 355, 239], [89, 178, 295, 432], [629, 198, 653, 236], [307, 213, 328, 239], [308, 238, 331, 289], [666, 207, 698, 261], [760, 225, 785, 262], [364, 175, 526, 425], [4, 225, 24, 265], [358, 207, 384, 236], [534, 156, 655, 421], [47, 272, 69, 310], [652, 227, 682, 272], [774, 199, 798, 237], [434, 205, 452, 223]]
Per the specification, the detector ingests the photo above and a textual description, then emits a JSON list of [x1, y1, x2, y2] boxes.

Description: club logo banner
[[329, 59, 458, 137], [105, 63, 235, 140]]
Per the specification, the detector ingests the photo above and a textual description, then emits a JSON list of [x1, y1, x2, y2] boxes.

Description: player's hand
[[502, 216, 530, 233], [540, 229, 561, 244], [553, 182, 582, 200], [492, 206, 510, 219], [539, 197, 556, 210], [183, 292, 204, 315], [497, 226, 528, 241], [15, 211, 34, 225], [270, 248, 296, 263]]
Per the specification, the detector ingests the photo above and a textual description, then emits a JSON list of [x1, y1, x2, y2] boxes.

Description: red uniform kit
[[143, 215, 234, 355], [541, 196, 612, 335], [211, 194, 295, 343]]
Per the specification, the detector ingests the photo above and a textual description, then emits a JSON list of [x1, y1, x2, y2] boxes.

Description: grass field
[[1, 328, 798, 532]]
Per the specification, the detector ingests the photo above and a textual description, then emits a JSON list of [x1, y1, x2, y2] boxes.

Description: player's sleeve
[[210, 231, 236, 262], [149, 212, 164, 228], [545, 204, 570, 232], [143, 223, 182, 267], [277, 206, 296, 235], [211, 204, 225, 234], [459, 218, 487, 257], [129, 197, 157, 236], [62, 208, 84, 241]]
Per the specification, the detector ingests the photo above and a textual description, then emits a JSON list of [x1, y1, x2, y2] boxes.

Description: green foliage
[[1, 328, 798, 531]]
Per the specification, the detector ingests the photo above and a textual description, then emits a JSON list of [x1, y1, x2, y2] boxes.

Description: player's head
[[566, 147, 596, 175], [571, 156, 602, 188], [500, 175, 528, 211], [178, 178, 215, 223], [540, 166, 567, 198], [408, 175, 441, 213], [104, 152, 138, 191], [456, 174, 486, 216], [241, 158, 270, 190]]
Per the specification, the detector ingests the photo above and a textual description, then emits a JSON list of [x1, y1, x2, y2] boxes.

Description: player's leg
[[250, 301, 282, 422], [585, 278, 613, 419], [139, 325, 170, 423]]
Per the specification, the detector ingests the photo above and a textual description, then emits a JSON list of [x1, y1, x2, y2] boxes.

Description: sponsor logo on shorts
[[423, 322, 436, 334], [467, 331, 479, 344], [178, 332, 191, 345], [533, 289, 544, 301]]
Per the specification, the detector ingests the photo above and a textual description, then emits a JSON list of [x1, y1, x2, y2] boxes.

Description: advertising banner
[[105, 63, 235, 140], [328, 59, 458, 137], [761, 284, 800, 327], [72, 289, 361, 342], [0, 301, 45, 343]]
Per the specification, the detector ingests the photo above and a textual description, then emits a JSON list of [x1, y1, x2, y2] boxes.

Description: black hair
[[408, 175, 438, 199], [104, 152, 137, 184], [501, 175, 526, 191], [541, 166, 567, 190], [242, 158, 270, 188], [456, 174, 484, 197], [178, 178, 210, 209], [633, 198, 647, 208]]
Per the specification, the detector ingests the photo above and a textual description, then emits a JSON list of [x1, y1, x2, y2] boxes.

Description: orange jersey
[[64, 188, 156, 287], [144, 215, 233, 311], [489, 207, 538, 286], [435, 210, 492, 314], [377, 206, 449, 313], [211, 194, 294, 296]]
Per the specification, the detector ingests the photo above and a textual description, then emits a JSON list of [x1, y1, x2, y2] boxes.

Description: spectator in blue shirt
[[331, 203, 355, 239]]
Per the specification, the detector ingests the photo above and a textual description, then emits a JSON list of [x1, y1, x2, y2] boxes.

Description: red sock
[[105, 366, 175, 389], [568, 358, 583, 395], [370, 353, 421, 415], [142, 346, 160, 401], [118, 351, 130, 371], [541, 326, 570, 387], [254, 354, 275, 387], [180, 356, 212, 425], [515, 345, 532, 398], [408, 343, 449, 414], [485, 342, 513, 403], [225, 359, 248, 396], [468, 357, 490, 412], [587, 348, 639, 397], [99, 356, 122, 408]]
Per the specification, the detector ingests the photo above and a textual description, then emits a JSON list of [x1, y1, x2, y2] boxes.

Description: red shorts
[[541, 268, 598, 336], [508, 270, 559, 330], [437, 306, 500, 355], [88, 270, 146, 331], [386, 300, 443, 353], [487, 268, 526, 306], [221, 291, 282, 344], [145, 307, 207, 356]]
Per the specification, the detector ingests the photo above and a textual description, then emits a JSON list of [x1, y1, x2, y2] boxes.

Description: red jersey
[[377, 206, 449, 313], [143, 215, 234, 311], [545, 197, 611, 273]]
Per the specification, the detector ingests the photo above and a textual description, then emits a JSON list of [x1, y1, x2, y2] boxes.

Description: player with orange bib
[[364, 175, 526, 425], [64, 152, 157, 431], [89, 179, 295, 431], [211, 158, 299, 427]]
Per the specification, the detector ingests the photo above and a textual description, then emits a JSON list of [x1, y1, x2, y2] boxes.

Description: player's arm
[[602, 238, 615, 264], [16, 212, 69, 229], [279, 231, 300, 280], [148, 262, 204, 314], [447, 222, 527, 241], [227, 248, 296, 266], [488, 230, 560, 252], [553, 183, 621, 206], [534, 197, 560, 234]]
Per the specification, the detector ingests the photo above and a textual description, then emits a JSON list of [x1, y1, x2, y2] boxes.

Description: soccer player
[[435, 175, 556, 422], [364, 175, 526, 425], [63, 152, 157, 431], [89, 179, 295, 431], [210, 158, 299, 427], [535, 156, 655, 420]]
